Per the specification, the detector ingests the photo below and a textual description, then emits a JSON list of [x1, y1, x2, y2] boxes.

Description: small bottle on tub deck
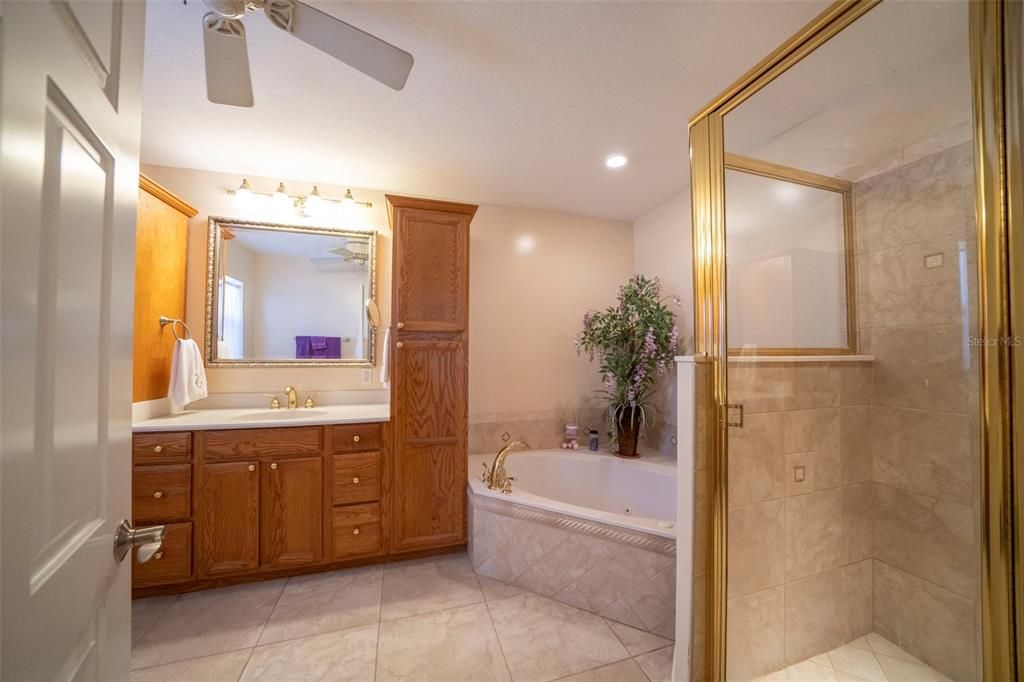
[[588, 429, 599, 451]]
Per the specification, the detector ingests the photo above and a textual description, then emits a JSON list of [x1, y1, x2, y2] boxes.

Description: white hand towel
[[168, 338, 208, 407], [380, 326, 391, 388]]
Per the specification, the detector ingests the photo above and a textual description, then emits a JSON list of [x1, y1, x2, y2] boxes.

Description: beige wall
[[632, 188, 694, 455], [140, 165, 632, 422]]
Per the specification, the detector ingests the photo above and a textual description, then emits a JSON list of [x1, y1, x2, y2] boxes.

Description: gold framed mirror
[[204, 217, 378, 367]]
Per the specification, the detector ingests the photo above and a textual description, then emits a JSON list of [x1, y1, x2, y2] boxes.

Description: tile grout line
[[373, 562, 386, 682], [131, 594, 181, 654], [129, 644, 256, 674], [475, 572, 516, 682], [238, 578, 290, 681]]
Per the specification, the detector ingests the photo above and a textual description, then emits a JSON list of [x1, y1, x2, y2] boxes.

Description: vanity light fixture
[[227, 179, 373, 216]]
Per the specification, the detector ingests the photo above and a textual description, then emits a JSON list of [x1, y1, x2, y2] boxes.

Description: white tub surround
[[673, 355, 703, 682], [132, 402, 389, 432], [467, 449, 677, 638]]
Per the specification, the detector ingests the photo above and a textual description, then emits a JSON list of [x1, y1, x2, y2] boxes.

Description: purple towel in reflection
[[296, 336, 342, 359], [311, 336, 327, 350]]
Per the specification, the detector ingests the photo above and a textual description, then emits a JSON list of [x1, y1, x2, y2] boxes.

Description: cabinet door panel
[[392, 443, 464, 551], [196, 461, 259, 577], [261, 456, 323, 568], [395, 337, 465, 440], [393, 208, 469, 332]]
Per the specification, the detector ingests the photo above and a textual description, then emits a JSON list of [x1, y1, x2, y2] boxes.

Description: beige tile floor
[[755, 632, 954, 682], [131, 552, 674, 682]]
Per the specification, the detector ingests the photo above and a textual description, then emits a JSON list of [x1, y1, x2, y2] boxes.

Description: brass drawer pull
[[248, 464, 256, 472], [395, 341, 403, 349], [153, 491, 164, 499], [396, 322, 404, 329], [270, 462, 279, 470], [352, 477, 360, 484], [352, 528, 360, 535], [153, 551, 164, 561], [153, 445, 163, 454], [352, 435, 361, 443]]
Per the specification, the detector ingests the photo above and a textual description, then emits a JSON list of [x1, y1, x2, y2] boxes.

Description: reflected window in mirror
[[205, 218, 379, 367]]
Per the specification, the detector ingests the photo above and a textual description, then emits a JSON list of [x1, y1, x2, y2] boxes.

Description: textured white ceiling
[[140, 0, 829, 221]]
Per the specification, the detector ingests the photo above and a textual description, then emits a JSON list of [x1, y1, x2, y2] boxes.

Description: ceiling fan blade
[[265, 1, 414, 91], [202, 13, 255, 107]]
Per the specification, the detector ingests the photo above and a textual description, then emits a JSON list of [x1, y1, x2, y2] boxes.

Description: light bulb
[[272, 182, 290, 210], [306, 186, 323, 213], [235, 178, 253, 200]]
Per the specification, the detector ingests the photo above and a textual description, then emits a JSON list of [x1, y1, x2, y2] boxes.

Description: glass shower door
[[719, 2, 983, 679]]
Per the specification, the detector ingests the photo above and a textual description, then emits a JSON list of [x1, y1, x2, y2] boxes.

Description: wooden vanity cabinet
[[387, 195, 476, 554]]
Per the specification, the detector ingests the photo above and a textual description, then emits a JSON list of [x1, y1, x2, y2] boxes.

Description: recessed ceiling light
[[605, 154, 628, 169]]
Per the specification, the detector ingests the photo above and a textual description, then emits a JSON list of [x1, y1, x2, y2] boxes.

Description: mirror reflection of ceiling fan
[[328, 240, 370, 264], [199, 0, 414, 107]]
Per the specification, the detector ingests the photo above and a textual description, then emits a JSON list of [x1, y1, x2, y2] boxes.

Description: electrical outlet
[[361, 369, 371, 384], [924, 252, 944, 269]]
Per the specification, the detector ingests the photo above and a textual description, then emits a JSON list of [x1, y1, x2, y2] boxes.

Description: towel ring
[[159, 316, 192, 341]]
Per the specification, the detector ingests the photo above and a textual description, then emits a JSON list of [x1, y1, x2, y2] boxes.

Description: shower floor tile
[[756, 633, 954, 682]]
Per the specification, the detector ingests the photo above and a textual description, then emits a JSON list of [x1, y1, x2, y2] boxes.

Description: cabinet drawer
[[133, 432, 191, 463], [332, 503, 382, 560], [332, 423, 382, 453], [204, 426, 322, 460], [133, 522, 192, 587], [332, 452, 380, 505], [133, 464, 191, 524]]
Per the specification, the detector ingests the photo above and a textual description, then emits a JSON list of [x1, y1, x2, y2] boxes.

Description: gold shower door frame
[[687, 1, 1023, 681]]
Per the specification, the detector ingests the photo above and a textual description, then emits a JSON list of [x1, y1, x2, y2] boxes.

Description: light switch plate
[[361, 369, 372, 384], [794, 465, 807, 483]]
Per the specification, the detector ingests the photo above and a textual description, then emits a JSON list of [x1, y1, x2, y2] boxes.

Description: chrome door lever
[[113, 519, 165, 564]]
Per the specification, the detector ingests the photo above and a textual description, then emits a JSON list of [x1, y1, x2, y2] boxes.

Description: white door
[[1, 0, 145, 679]]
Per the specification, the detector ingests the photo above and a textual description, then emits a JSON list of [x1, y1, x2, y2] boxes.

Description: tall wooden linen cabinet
[[387, 195, 477, 554]]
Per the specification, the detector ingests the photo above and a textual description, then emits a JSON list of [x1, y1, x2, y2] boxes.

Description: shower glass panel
[[721, 2, 981, 680]]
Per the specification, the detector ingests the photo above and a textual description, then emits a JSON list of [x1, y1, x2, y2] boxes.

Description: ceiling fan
[[199, 0, 414, 107]]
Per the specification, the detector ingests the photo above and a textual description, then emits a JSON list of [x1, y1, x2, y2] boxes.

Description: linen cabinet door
[[391, 202, 472, 332], [391, 336, 467, 552], [261, 456, 323, 568], [196, 461, 259, 577]]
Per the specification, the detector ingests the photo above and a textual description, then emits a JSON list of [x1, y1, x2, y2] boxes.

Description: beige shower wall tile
[[872, 483, 978, 599], [784, 408, 841, 489], [784, 560, 872, 665], [785, 365, 841, 410], [728, 412, 785, 507], [784, 485, 871, 582], [856, 234, 975, 330], [691, 573, 706, 681], [838, 364, 873, 406], [861, 325, 973, 414], [871, 407, 974, 505], [839, 406, 872, 485], [726, 587, 785, 681], [873, 560, 978, 682], [727, 365, 791, 414], [854, 142, 973, 255], [728, 499, 785, 597]]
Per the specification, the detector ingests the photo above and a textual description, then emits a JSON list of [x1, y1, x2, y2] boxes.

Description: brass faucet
[[482, 441, 529, 494], [283, 385, 298, 409]]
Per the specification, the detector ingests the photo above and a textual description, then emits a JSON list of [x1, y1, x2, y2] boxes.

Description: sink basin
[[232, 410, 329, 422]]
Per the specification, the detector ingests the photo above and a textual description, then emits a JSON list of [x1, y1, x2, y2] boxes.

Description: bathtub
[[467, 448, 678, 637]]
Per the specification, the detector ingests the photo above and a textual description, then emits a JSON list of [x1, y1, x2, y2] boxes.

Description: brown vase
[[615, 413, 642, 458]]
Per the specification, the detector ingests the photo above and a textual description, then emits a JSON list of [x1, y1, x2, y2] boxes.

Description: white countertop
[[132, 403, 390, 432]]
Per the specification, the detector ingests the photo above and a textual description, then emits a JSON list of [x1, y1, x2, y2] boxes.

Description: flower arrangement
[[575, 275, 681, 458]]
